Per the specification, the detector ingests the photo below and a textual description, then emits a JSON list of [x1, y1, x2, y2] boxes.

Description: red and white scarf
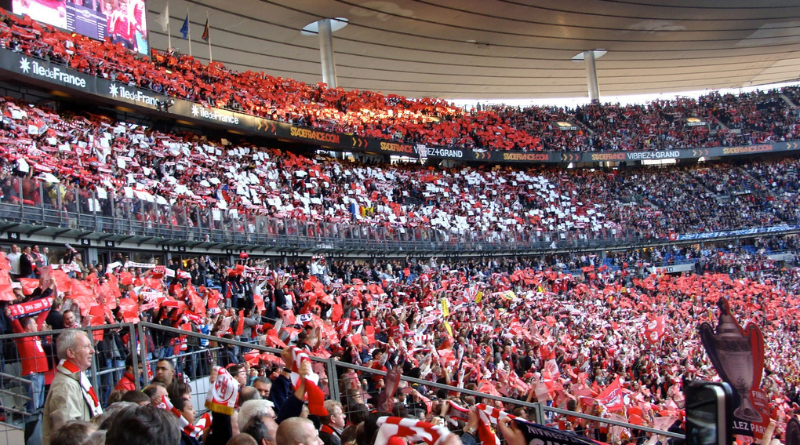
[[476, 403, 516, 424], [157, 395, 210, 439], [475, 403, 516, 445], [7, 297, 53, 320], [288, 346, 328, 416], [57, 359, 103, 417], [374, 416, 451, 445], [205, 367, 239, 415]]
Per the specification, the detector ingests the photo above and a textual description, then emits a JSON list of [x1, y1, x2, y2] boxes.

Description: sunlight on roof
[[452, 80, 800, 109]]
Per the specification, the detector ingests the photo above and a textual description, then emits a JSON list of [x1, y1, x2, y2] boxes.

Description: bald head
[[226, 433, 258, 445], [276, 417, 320, 445]]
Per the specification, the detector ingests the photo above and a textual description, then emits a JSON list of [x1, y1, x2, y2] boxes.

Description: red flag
[[253, 293, 266, 313], [89, 306, 106, 341], [118, 298, 140, 323], [597, 376, 625, 412], [378, 367, 402, 411], [119, 271, 133, 286], [365, 325, 376, 345], [277, 307, 296, 326], [235, 310, 244, 336], [0, 270, 14, 301], [645, 315, 666, 344], [201, 18, 209, 41]]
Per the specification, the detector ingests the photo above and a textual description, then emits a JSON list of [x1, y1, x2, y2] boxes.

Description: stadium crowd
[[0, 237, 799, 445], [0, 7, 799, 445], [0, 11, 799, 153], [0, 95, 798, 244]]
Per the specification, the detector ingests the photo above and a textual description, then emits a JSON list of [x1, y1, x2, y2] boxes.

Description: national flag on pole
[[180, 14, 189, 39], [155, 3, 169, 32], [201, 18, 209, 41]]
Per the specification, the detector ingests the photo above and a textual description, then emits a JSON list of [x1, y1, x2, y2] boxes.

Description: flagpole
[[187, 8, 192, 57], [166, 2, 171, 51], [206, 10, 212, 63]]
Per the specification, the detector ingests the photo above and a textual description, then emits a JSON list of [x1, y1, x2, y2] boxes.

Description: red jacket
[[10, 310, 50, 375], [115, 372, 137, 392]]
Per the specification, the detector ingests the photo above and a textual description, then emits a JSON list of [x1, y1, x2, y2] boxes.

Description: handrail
[[2, 194, 798, 255], [140, 322, 683, 438], [0, 323, 131, 341], [0, 323, 686, 440], [331, 360, 684, 439], [0, 372, 32, 388]]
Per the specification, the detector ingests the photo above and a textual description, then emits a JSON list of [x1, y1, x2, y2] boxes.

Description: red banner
[[597, 376, 625, 412]]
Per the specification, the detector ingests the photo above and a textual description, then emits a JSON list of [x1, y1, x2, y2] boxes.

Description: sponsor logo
[[503, 153, 550, 161], [625, 150, 681, 160], [722, 145, 773, 155], [110, 84, 159, 106], [191, 105, 240, 124], [590, 153, 626, 161], [379, 141, 414, 154], [427, 147, 463, 158], [22, 58, 87, 88], [289, 127, 340, 144]]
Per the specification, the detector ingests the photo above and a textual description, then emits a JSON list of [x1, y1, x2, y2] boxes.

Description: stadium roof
[[146, 0, 800, 100]]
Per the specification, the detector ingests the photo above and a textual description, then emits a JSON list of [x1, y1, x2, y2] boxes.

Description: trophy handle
[[743, 323, 765, 390], [698, 322, 731, 383]]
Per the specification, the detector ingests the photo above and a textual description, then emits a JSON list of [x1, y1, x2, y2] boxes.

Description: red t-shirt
[[112, 13, 132, 41], [11, 311, 50, 375]]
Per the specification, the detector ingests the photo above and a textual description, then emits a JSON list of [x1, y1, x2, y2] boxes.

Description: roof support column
[[318, 18, 338, 88], [584, 50, 600, 104]]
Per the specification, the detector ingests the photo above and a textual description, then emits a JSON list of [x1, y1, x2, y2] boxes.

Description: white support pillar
[[318, 19, 338, 88], [585, 50, 600, 103]]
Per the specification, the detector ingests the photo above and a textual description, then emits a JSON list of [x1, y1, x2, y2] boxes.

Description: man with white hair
[[238, 399, 276, 432], [42, 329, 102, 445], [239, 399, 278, 445]]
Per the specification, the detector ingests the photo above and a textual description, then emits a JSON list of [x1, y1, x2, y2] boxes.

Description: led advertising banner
[[12, 0, 149, 55]]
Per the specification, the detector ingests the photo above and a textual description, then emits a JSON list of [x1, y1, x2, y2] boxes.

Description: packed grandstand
[[0, 5, 799, 445], [2, 11, 800, 153]]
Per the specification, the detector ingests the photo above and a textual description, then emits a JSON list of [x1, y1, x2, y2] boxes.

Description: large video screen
[[11, 0, 149, 55]]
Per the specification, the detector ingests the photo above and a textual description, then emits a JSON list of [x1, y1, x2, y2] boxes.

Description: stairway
[[780, 93, 798, 109]]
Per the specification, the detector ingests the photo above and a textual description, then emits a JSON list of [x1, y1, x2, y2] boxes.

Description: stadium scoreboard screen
[[9, 0, 149, 55]]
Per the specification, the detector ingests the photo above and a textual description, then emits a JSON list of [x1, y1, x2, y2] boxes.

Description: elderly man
[[42, 329, 102, 445], [276, 417, 322, 445], [240, 400, 278, 445], [238, 399, 276, 433]]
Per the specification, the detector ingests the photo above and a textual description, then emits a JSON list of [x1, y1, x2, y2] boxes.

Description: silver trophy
[[699, 298, 764, 423]]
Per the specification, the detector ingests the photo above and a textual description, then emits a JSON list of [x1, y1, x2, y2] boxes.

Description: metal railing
[[138, 323, 683, 442], [1, 176, 798, 255], [330, 359, 685, 442], [0, 322, 685, 444], [0, 322, 137, 445]]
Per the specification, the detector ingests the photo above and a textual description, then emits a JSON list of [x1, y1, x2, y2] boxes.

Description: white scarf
[[57, 359, 103, 417]]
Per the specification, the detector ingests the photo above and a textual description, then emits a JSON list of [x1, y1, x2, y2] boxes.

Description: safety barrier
[[0, 323, 684, 445], [330, 360, 684, 444], [5, 176, 791, 255], [0, 323, 136, 445]]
